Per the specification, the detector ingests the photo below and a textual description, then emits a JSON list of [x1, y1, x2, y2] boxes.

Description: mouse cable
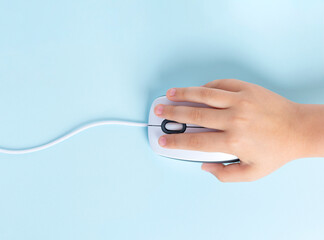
[[0, 120, 148, 155]]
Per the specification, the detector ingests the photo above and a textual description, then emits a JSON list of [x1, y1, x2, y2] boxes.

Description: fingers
[[155, 104, 230, 130], [201, 162, 259, 182], [202, 79, 246, 92], [166, 87, 237, 108], [158, 132, 231, 153]]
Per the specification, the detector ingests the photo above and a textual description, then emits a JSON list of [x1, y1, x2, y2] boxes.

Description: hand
[[154, 79, 324, 182]]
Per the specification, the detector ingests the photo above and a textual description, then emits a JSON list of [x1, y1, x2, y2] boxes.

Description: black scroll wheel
[[161, 119, 187, 134]]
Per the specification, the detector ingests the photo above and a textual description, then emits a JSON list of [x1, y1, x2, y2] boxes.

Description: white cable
[[0, 120, 148, 155]]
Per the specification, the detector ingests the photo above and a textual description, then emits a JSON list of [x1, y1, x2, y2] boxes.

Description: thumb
[[201, 162, 257, 182]]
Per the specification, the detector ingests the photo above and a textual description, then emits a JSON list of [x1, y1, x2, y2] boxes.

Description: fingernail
[[155, 105, 164, 115], [168, 88, 176, 97], [159, 136, 167, 147]]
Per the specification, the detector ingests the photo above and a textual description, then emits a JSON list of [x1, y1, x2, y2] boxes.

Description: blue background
[[0, 1, 324, 239]]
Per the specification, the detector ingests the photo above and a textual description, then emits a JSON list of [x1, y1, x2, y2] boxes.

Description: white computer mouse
[[148, 96, 239, 163]]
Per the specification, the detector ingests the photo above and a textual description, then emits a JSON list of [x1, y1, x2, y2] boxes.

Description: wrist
[[294, 103, 324, 159]]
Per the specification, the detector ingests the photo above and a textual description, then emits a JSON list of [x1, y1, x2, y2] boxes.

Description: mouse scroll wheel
[[161, 119, 187, 134]]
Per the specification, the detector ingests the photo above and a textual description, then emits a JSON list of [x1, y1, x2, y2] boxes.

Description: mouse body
[[148, 96, 239, 163]]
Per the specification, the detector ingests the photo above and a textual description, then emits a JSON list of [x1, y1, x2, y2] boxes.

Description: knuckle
[[165, 106, 175, 118], [199, 88, 213, 100], [187, 135, 202, 149], [181, 88, 189, 99], [230, 115, 247, 127], [238, 99, 252, 108], [226, 135, 241, 150], [189, 108, 202, 123]]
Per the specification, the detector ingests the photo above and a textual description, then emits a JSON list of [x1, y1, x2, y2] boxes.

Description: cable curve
[[0, 120, 148, 155]]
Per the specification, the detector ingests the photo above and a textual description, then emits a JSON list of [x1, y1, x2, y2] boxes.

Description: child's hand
[[154, 79, 324, 182]]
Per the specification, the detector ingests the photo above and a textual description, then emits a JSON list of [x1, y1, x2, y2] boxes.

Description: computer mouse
[[148, 96, 239, 163]]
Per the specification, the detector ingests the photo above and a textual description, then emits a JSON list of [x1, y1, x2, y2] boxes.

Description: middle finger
[[154, 104, 230, 130]]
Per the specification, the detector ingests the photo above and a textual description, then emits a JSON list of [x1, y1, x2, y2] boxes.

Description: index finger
[[202, 79, 245, 92], [167, 87, 238, 109]]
